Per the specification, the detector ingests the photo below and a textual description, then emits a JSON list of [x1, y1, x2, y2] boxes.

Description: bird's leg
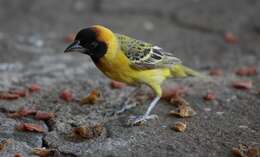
[[128, 96, 160, 126], [116, 86, 141, 114]]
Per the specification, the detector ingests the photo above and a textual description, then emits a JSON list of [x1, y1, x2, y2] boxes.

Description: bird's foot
[[127, 114, 159, 126]]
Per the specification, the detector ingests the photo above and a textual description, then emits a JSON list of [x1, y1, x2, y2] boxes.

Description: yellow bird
[[64, 25, 200, 125]]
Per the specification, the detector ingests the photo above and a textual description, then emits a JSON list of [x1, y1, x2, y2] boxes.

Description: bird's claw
[[127, 114, 159, 126]]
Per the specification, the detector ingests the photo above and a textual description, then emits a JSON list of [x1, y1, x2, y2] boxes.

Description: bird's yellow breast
[[95, 50, 139, 85], [95, 49, 171, 87]]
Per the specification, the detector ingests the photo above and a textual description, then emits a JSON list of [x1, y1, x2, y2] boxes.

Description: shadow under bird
[[64, 25, 200, 125]]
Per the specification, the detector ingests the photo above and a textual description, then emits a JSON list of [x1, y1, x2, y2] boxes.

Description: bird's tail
[[170, 64, 204, 78]]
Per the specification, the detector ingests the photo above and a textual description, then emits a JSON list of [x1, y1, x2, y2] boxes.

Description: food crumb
[[208, 68, 223, 76], [172, 121, 187, 132], [16, 123, 44, 133], [32, 148, 60, 157], [59, 89, 73, 102], [80, 89, 102, 105], [232, 80, 252, 90], [232, 144, 259, 157], [110, 81, 126, 89], [235, 66, 257, 77], [72, 123, 104, 139], [0, 139, 12, 152]]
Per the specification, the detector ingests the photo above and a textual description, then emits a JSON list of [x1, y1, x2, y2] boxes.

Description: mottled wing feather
[[116, 33, 181, 69]]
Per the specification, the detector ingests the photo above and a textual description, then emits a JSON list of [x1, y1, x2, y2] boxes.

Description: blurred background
[[0, 0, 260, 88]]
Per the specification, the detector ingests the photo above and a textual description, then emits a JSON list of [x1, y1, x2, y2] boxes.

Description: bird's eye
[[90, 42, 98, 48]]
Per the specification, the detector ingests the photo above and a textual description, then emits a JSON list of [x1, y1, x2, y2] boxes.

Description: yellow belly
[[94, 51, 171, 87]]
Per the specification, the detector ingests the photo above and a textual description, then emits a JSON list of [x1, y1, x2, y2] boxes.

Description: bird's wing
[[116, 33, 182, 70]]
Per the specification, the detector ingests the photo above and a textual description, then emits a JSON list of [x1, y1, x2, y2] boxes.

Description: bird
[[64, 25, 201, 125]]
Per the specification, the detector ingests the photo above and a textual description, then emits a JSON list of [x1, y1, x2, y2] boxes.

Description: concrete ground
[[0, 0, 259, 156]]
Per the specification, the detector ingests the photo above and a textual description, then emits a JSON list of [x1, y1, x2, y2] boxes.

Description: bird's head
[[64, 25, 114, 62]]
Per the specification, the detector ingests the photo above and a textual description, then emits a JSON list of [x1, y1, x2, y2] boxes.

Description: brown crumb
[[170, 104, 196, 118], [80, 89, 102, 106], [172, 121, 187, 132], [9, 90, 27, 97], [232, 80, 252, 90], [0, 139, 12, 152], [8, 106, 37, 118], [0, 92, 20, 100], [59, 89, 73, 102], [14, 153, 23, 157], [110, 81, 126, 89], [208, 68, 223, 76], [16, 123, 44, 133], [232, 144, 259, 157], [35, 111, 55, 120], [203, 92, 217, 101], [32, 148, 60, 157], [169, 96, 190, 107], [224, 32, 238, 44], [73, 124, 104, 139], [235, 66, 257, 77]]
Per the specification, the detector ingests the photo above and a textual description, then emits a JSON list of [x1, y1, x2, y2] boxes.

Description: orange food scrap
[[16, 123, 44, 133], [0, 92, 20, 100], [28, 84, 41, 92], [208, 68, 223, 76], [73, 124, 104, 139], [32, 148, 60, 157], [35, 111, 55, 120], [235, 67, 257, 77], [64, 32, 76, 43], [14, 153, 23, 157], [172, 121, 187, 132], [80, 89, 101, 105], [59, 89, 73, 102], [232, 80, 252, 90], [9, 106, 37, 118], [9, 90, 27, 97], [224, 32, 238, 44], [110, 81, 126, 89], [203, 92, 217, 101]]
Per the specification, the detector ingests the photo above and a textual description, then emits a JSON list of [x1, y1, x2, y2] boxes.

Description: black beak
[[64, 40, 87, 53]]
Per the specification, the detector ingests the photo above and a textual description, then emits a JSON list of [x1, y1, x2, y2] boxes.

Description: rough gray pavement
[[0, 0, 260, 157]]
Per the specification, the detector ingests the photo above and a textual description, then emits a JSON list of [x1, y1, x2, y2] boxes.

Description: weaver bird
[[64, 25, 200, 125]]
